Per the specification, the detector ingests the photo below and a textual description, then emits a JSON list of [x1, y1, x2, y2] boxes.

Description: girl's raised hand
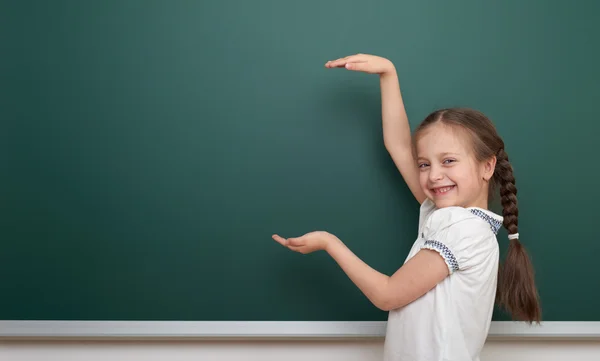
[[325, 53, 394, 74], [272, 231, 337, 254]]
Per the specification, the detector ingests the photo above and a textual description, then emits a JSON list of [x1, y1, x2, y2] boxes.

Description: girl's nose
[[429, 166, 444, 182]]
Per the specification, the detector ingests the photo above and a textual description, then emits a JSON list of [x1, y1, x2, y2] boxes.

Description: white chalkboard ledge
[[0, 321, 599, 340]]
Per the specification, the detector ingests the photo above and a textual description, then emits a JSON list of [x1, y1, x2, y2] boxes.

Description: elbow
[[374, 294, 405, 312], [371, 279, 409, 311], [376, 299, 396, 312], [376, 302, 393, 312]]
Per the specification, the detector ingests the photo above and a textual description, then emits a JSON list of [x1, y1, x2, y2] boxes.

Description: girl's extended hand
[[325, 53, 395, 74], [272, 231, 338, 254]]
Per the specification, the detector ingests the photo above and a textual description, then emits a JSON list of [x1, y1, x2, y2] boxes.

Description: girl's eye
[[418, 163, 429, 168], [443, 159, 456, 165]]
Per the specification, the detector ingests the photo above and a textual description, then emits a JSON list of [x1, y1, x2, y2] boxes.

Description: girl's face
[[415, 123, 496, 209]]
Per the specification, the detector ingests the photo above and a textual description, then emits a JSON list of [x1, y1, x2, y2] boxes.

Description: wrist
[[380, 61, 397, 77], [324, 234, 342, 253]]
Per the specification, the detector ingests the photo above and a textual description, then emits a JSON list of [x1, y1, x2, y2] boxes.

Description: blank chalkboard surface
[[2, 0, 598, 323]]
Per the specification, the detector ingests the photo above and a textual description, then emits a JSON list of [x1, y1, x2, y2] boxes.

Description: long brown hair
[[413, 108, 541, 323]]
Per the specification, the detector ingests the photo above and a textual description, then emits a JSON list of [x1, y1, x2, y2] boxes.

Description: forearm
[[325, 237, 390, 310], [380, 68, 412, 152], [379, 68, 425, 203]]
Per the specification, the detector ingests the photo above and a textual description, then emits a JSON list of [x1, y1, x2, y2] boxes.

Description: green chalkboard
[[2, 0, 598, 322]]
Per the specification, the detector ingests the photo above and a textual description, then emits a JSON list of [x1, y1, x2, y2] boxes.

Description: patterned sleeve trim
[[422, 240, 459, 273]]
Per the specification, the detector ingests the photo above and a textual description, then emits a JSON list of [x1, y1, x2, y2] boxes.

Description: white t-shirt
[[383, 198, 503, 361]]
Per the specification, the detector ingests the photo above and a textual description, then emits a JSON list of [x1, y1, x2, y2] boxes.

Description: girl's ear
[[483, 155, 497, 181]]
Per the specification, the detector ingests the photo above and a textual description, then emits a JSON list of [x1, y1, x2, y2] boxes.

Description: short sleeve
[[420, 207, 492, 274]]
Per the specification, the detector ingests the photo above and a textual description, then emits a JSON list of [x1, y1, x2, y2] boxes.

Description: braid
[[495, 149, 518, 236], [495, 148, 541, 323]]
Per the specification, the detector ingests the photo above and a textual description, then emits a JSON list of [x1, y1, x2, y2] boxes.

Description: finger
[[325, 55, 361, 68], [287, 237, 305, 247], [328, 60, 368, 69], [288, 245, 304, 253], [326, 58, 354, 68], [325, 59, 344, 68], [272, 234, 288, 246], [344, 61, 370, 72]]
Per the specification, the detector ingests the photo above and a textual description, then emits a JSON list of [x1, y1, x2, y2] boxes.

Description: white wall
[[2, 340, 600, 361]]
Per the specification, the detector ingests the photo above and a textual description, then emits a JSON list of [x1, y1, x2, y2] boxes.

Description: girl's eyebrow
[[417, 152, 460, 161]]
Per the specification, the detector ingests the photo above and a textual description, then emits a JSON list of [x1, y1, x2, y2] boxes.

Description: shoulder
[[425, 207, 485, 229], [423, 207, 502, 238], [419, 199, 503, 241]]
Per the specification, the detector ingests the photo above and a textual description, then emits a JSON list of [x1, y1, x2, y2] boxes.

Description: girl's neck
[[466, 191, 490, 210]]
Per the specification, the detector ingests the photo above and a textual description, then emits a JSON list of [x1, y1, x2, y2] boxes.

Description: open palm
[[325, 53, 394, 74], [272, 231, 335, 254]]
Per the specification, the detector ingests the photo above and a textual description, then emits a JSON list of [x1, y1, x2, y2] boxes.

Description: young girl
[[272, 54, 541, 361]]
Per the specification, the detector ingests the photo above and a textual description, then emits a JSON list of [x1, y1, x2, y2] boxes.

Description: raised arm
[[379, 67, 425, 204], [326, 54, 426, 204]]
